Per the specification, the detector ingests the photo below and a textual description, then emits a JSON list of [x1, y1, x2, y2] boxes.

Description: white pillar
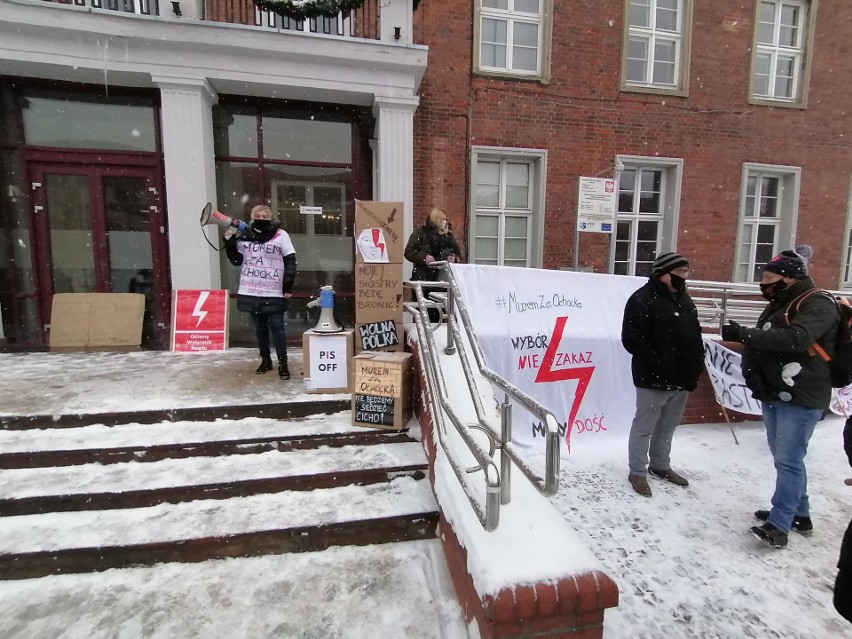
[[373, 95, 419, 267], [379, 0, 414, 44], [153, 76, 220, 290]]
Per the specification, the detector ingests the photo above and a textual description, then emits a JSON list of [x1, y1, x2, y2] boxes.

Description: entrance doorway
[[28, 163, 169, 348]]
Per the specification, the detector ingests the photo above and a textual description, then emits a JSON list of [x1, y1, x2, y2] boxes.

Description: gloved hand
[[743, 371, 766, 398], [721, 320, 744, 342]]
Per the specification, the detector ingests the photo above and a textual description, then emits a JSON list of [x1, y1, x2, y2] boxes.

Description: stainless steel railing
[[403, 264, 561, 532], [689, 279, 849, 331]]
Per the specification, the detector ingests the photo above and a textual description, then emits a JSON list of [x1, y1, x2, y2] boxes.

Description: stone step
[[0, 512, 440, 580], [0, 465, 428, 516], [0, 399, 350, 430], [0, 477, 438, 580], [0, 430, 415, 469], [0, 441, 427, 500]]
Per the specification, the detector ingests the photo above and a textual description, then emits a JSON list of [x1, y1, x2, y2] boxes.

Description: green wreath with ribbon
[[253, 0, 367, 20]]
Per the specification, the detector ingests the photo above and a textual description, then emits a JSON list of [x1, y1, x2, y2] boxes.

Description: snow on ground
[[0, 540, 468, 639], [2, 349, 852, 637], [0, 348, 345, 416], [552, 418, 852, 639]]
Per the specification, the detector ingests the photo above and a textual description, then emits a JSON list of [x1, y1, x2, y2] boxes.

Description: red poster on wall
[[171, 289, 229, 352]]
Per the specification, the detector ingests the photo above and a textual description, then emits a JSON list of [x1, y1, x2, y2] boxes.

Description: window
[[475, 0, 552, 79], [750, 0, 813, 105], [610, 157, 683, 277], [623, 0, 692, 93], [734, 163, 801, 282], [840, 177, 852, 290], [470, 147, 546, 268]]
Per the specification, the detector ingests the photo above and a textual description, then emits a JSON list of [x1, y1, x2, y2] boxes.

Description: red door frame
[[27, 160, 170, 346]]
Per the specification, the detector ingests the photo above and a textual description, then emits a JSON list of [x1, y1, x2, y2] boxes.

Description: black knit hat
[[652, 252, 689, 276], [763, 250, 807, 279]]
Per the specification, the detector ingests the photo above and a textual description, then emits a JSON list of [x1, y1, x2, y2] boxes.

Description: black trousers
[[836, 519, 852, 623]]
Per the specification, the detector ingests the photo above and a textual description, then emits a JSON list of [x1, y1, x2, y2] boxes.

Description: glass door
[[28, 164, 169, 348]]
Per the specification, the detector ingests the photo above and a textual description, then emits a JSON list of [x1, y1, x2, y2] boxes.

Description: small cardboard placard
[[302, 329, 354, 393], [354, 200, 404, 264], [356, 321, 403, 353], [355, 262, 403, 324], [49, 293, 145, 348], [353, 394, 395, 427], [351, 351, 412, 430]]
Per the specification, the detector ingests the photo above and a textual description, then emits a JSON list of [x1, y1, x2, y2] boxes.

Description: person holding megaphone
[[224, 204, 297, 380]]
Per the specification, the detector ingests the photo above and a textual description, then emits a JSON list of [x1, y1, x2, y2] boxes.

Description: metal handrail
[[404, 284, 501, 531], [403, 263, 561, 531], [689, 279, 849, 331]]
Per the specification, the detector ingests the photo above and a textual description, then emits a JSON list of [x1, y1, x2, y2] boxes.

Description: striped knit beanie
[[652, 252, 689, 276]]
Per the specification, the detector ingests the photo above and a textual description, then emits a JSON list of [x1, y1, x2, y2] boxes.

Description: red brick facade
[[412, 0, 852, 285]]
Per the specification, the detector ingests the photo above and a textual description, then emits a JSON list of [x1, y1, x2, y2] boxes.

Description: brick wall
[[412, 0, 852, 285]]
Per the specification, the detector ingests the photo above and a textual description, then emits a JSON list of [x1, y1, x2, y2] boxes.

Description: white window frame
[[622, 0, 693, 95], [609, 156, 683, 276], [749, 0, 816, 106], [469, 146, 547, 268], [733, 163, 801, 283], [474, 0, 553, 81], [840, 176, 852, 290], [272, 180, 346, 236]]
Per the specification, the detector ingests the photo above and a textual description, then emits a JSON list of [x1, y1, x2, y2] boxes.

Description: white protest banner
[[830, 386, 852, 418], [702, 337, 762, 416], [450, 264, 643, 455], [702, 336, 852, 417]]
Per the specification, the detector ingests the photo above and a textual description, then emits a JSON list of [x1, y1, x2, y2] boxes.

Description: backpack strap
[[784, 289, 835, 362]]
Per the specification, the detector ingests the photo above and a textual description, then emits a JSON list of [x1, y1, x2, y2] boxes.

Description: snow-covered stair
[[0, 410, 438, 580]]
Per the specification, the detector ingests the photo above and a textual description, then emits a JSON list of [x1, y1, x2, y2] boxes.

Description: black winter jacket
[[621, 277, 705, 392], [404, 222, 462, 282], [740, 277, 838, 409]]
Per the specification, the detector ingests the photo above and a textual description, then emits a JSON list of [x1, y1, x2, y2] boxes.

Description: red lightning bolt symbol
[[534, 316, 595, 452], [371, 228, 386, 258]]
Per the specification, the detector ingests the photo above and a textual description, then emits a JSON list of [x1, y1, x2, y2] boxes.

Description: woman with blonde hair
[[404, 207, 462, 320], [224, 204, 297, 379]]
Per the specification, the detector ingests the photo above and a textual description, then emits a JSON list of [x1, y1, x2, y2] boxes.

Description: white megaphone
[[200, 202, 249, 235], [307, 286, 343, 333]]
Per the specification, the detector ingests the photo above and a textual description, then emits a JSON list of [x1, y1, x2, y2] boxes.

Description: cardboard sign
[[355, 262, 403, 324], [49, 293, 145, 348], [302, 329, 354, 393], [354, 200, 404, 263], [356, 321, 402, 353], [171, 289, 229, 352], [351, 351, 412, 430], [353, 394, 395, 427]]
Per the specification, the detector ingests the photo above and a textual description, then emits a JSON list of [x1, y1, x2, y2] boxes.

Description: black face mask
[[251, 219, 272, 233], [760, 280, 788, 301], [669, 273, 687, 292]]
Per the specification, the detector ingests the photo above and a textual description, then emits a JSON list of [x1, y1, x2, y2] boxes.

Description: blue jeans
[[251, 312, 287, 361], [762, 401, 822, 533]]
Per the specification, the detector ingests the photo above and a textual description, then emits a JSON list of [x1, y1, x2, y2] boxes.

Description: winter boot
[[255, 357, 273, 374], [754, 510, 813, 535], [628, 474, 652, 497], [750, 523, 788, 548], [649, 467, 689, 487], [278, 360, 290, 380]]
